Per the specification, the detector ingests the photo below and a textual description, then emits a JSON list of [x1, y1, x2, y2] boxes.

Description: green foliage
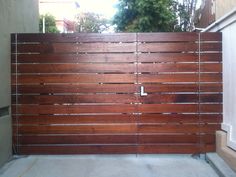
[[39, 14, 59, 33], [113, 0, 180, 32], [75, 12, 109, 33]]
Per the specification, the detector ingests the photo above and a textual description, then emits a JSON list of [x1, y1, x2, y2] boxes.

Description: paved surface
[[0, 155, 219, 177], [206, 153, 236, 177]]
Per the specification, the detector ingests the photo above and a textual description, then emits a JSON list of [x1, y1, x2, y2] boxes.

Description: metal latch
[[140, 86, 148, 96]]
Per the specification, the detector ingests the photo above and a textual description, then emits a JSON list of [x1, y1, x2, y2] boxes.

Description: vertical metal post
[[15, 33, 19, 154], [198, 32, 202, 153]]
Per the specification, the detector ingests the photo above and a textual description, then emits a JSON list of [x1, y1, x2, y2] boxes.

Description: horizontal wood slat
[[11, 83, 223, 94], [13, 115, 136, 124], [13, 105, 137, 114], [12, 94, 222, 104], [12, 84, 137, 94], [138, 124, 220, 133], [11, 53, 137, 63], [138, 33, 198, 42], [139, 73, 222, 83], [12, 33, 137, 43], [16, 124, 137, 134], [14, 134, 215, 145], [13, 74, 136, 84], [138, 53, 222, 62], [13, 114, 222, 125], [16, 145, 138, 155], [138, 43, 221, 52], [12, 63, 136, 73], [12, 32, 222, 155], [16, 145, 214, 154], [13, 43, 136, 53]]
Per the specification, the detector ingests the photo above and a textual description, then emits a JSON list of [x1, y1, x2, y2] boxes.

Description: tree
[[113, 0, 179, 32], [113, 0, 199, 32], [178, 0, 198, 31], [75, 12, 110, 33], [39, 14, 59, 33]]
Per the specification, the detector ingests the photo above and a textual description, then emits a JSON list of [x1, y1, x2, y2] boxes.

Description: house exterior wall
[[0, 0, 39, 167], [204, 7, 236, 171], [196, 0, 236, 28], [216, 0, 236, 20]]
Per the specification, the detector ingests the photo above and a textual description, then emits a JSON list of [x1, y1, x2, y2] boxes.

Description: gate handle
[[140, 86, 148, 96]]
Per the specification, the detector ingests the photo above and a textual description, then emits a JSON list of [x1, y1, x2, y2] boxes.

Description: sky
[[78, 0, 118, 18]]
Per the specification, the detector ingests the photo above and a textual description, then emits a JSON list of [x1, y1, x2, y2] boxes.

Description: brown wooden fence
[[11, 33, 222, 154]]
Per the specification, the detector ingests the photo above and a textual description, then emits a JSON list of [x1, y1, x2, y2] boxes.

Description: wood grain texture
[[11, 32, 222, 155], [12, 53, 137, 63], [13, 74, 136, 84]]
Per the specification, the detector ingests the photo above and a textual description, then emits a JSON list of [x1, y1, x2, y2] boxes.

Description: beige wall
[[0, 0, 39, 167], [216, 0, 236, 20], [205, 7, 236, 172]]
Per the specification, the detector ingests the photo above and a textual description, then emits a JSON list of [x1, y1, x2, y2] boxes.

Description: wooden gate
[[11, 33, 222, 154]]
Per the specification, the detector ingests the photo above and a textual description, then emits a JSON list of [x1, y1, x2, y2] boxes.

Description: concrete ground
[[0, 155, 219, 177]]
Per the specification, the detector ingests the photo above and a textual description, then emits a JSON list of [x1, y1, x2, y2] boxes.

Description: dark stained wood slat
[[139, 73, 222, 83], [14, 43, 136, 53], [15, 134, 214, 145], [138, 124, 221, 133], [200, 104, 222, 113], [200, 63, 222, 73], [139, 74, 198, 83], [13, 104, 222, 115], [12, 63, 136, 73], [200, 83, 222, 92], [13, 94, 137, 104], [138, 144, 215, 154], [138, 104, 198, 113], [138, 53, 197, 62], [17, 124, 137, 134], [12, 53, 137, 63], [200, 53, 222, 62], [138, 53, 222, 62], [138, 63, 198, 72], [17, 145, 137, 155], [200, 43, 222, 51], [17, 144, 215, 154], [13, 74, 136, 84], [13, 105, 136, 114], [13, 115, 136, 124], [14, 33, 136, 43], [142, 84, 198, 92], [139, 94, 198, 103], [13, 114, 222, 125], [16, 135, 137, 145], [139, 43, 198, 52], [200, 94, 222, 103], [13, 63, 222, 74], [138, 114, 222, 124], [138, 134, 215, 144], [138, 33, 198, 42], [200, 32, 222, 41], [139, 94, 222, 103], [138, 43, 221, 52], [12, 84, 137, 94], [12, 83, 206, 94]]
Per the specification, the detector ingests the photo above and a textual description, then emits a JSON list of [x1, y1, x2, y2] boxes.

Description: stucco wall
[[0, 0, 39, 167], [204, 7, 236, 172], [216, 0, 236, 20]]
